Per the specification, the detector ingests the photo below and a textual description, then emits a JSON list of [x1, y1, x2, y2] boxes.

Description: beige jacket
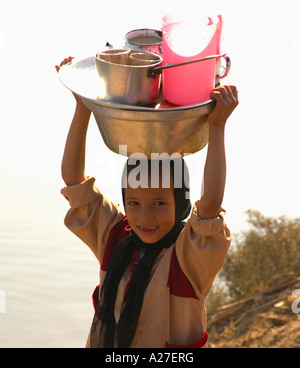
[[61, 177, 231, 348]]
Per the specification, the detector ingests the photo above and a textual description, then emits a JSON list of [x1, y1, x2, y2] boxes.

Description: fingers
[[55, 56, 74, 73], [60, 56, 74, 67], [211, 85, 239, 106], [228, 85, 238, 99], [208, 85, 239, 125], [224, 85, 239, 106]]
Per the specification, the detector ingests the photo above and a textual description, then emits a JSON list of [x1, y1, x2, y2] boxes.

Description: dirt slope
[[207, 274, 300, 348]]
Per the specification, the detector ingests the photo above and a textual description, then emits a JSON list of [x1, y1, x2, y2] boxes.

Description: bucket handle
[[148, 54, 231, 79]]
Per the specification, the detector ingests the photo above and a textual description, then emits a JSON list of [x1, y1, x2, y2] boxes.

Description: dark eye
[[127, 201, 138, 206], [155, 201, 165, 206]]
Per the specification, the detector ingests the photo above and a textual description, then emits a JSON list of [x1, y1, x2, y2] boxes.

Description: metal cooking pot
[[95, 49, 163, 106], [124, 28, 163, 56]]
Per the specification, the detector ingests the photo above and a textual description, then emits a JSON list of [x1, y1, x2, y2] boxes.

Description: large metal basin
[[59, 56, 215, 157]]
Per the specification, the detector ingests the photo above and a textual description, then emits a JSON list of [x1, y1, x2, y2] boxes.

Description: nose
[[139, 205, 154, 222]]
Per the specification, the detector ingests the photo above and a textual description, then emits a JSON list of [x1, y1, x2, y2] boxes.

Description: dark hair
[[91, 157, 191, 347]]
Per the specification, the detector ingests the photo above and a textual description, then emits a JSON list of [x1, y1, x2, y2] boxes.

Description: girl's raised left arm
[[198, 85, 238, 219]]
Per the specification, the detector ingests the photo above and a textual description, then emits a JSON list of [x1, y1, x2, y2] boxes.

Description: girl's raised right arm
[[61, 95, 91, 186], [57, 57, 92, 186]]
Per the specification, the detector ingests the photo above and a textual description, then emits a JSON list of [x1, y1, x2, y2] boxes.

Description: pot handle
[[148, 54, 231, 79], [216, 55, 231, 79]]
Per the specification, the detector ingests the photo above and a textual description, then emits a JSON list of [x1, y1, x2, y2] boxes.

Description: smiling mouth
[[137, 226, 159, 233]]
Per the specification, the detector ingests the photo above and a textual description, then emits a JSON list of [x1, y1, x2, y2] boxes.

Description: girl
[[58, 61, 238, 347]]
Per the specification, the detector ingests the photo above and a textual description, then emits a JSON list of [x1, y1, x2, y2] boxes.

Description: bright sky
[[1, 0, 300, 233]]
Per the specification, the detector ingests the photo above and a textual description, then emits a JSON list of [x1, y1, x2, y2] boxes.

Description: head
[[121, 157, 191, 243]]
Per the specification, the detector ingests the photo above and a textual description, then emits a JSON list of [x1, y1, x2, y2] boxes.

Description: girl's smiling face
[[124, 185, 176, 244]]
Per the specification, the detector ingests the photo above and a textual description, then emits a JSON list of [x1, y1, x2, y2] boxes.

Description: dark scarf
[[91, 158, 191, 348]]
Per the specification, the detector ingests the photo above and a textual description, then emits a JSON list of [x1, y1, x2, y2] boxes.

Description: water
[[0, 201, 99, 348]]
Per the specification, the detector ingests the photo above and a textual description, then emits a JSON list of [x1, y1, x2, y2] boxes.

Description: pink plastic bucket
[[162, 15, 223, 105]]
